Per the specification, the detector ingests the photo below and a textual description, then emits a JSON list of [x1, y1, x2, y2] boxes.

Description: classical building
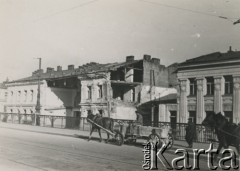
[[4, 55, 177, 127], [177, 47, 240, 124]]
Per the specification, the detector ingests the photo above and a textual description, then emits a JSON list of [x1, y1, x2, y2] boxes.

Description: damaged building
[[4, 55, 177, 128]]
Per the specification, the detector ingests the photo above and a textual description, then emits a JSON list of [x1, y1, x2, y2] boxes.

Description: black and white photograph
[[0, 0, 240, 170]]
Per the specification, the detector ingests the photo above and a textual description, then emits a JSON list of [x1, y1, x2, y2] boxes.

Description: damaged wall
[[142, 55, 169, 87], [140, 85, 177, 104]]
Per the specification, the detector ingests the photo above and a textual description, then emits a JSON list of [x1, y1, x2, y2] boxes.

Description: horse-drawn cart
[[87, 116, 173, 148], [114, 122, 174, 148]]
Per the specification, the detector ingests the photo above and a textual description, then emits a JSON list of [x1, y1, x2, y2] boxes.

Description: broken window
[[97, 85, 103, 99], [87, 86, 92, 99]]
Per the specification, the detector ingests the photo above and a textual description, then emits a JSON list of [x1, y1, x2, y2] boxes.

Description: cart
[[87, 118, 124, 146], [114, 122, 174, 149]]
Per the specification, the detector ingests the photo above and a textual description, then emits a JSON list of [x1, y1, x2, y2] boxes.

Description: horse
[[87, 112, 114, 143], [202, 112, 240, 159]]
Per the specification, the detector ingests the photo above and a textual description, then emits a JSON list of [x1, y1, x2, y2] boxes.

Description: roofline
[[178, 59, 240, 71]]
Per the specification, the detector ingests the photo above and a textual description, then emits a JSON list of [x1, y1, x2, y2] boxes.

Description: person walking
[[185, 118, 196, 148]]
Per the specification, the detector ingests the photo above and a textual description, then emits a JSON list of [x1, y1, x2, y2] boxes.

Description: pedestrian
[[185, 118, 196, 148]]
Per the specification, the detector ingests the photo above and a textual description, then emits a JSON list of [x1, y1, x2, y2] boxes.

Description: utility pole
[[35, 58, 42, 126]]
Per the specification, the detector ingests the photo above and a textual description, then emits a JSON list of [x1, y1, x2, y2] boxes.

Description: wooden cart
[[114, 122, 174, 148]]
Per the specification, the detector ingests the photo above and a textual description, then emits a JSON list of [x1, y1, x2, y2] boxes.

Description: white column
[[179, 79, 188, 123], [214, 76, 223, 113], [196, 77, 205, 124], [233, 75, 240, 124]]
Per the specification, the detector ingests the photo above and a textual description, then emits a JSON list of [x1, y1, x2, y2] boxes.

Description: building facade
[[177, 47, 240, 124], [4, 55, 177, 127], [0, 83, 7, 113]]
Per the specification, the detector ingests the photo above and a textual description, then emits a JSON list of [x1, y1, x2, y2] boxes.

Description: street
[[0, 124, 223, 171]]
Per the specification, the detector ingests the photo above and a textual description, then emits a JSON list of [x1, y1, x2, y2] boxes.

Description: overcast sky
[[0, 0, 240, 82]]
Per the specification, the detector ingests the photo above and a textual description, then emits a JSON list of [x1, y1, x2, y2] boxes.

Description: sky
[[0, 0, 240, 82]]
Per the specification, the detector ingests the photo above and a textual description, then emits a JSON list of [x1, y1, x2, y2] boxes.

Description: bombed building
[[3, 55, 177, 128]]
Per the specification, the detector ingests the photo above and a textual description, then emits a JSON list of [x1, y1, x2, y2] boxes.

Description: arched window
[[17, 91, 21, 102], [97, 85, 103, 98], [30, 90, 34, 102], [87, 86, 92, 99], [24, 90, 27, 102]]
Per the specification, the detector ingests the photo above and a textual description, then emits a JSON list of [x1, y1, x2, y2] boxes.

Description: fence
[[0, 113, 217, 143], [0, 112, 92, 131], [152, 121, 217, 143]]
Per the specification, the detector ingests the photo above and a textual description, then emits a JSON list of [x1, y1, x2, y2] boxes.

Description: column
[[233, 75, 240, 124], [196, 77, 205, 124], [179, 79, 188, 123], [214, 76, 223, 113]]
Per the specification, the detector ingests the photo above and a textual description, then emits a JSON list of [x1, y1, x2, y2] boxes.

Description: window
[[224, 76, 233, 95], [17, 91, 21, 102], [206, 77, 214, 95], [189, 78, 197, 96], [87, 86, 92, 99], [24, 90, 27, 102], [10, 91, 13, 102], [97, 85, 103, 98], [30, 90, 34, 102]]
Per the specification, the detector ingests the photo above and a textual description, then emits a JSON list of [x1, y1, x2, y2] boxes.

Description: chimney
[[46, 67, 54, 73], [151, 58, 160, 65], [57, 66, 62, 71], [143, 54, 151, 61], [68, 65, 74, 70], [126, 56, 134, 62], [228, 46, 232, 52]]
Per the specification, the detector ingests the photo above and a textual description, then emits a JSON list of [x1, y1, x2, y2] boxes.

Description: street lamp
[[35, 58, 42, 126]]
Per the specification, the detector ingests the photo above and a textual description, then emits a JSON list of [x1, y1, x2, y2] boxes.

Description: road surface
[[0, 125, 218, 171]]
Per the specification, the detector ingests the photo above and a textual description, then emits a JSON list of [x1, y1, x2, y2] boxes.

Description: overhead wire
[[139, 0, 239, 24], [32, 0, 99, 23]]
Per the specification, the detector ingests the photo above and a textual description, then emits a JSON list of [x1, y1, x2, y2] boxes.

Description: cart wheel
[[167, 134, 174, 149], [148, 133, 162, 148], [115, 132, 124, 146]]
